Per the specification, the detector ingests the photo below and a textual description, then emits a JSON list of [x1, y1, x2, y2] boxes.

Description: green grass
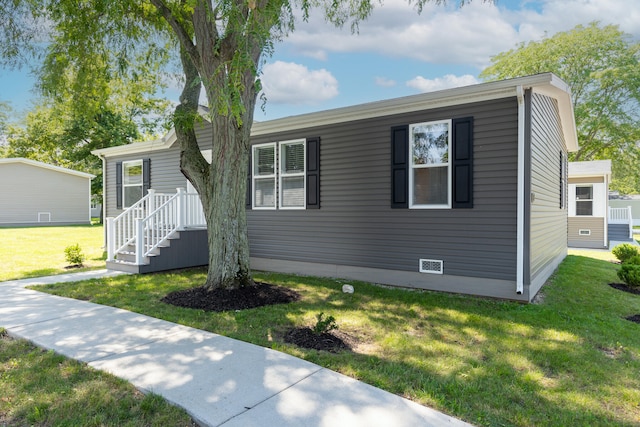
[[0, 225, 105, 281], [31, 256, 640, 426], [0, 329, 194, 426]]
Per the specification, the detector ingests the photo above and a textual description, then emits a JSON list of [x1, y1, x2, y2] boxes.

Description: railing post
[[106, 217, 115, 262], [628, 205, 633, 239], [136, 218, 144, 265], [177, 187, 186, 230], [147, 189, 156, 217]]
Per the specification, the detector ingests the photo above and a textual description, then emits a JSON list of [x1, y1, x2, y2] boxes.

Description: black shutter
[[246, 152, 252, 209], [306, 137, 320, 209], [116, 161, 123, 209], [142, 158, 151, 195], [391, 125, 409, 208], [452, 117, 473, 208]]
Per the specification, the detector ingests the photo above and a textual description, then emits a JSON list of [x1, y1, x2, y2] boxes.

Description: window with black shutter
[[391, 117, 473, 209]]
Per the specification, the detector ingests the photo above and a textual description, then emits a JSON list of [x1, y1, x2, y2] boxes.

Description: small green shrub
[[612, 243, 639, 263], [313, 312, 338, 335], [64, 243, 85, 266], [626, 255, 640, 265], [617, 263, 640, 288]]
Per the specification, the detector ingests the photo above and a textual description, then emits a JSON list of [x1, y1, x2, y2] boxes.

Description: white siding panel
[[0, 163, 91, 225]]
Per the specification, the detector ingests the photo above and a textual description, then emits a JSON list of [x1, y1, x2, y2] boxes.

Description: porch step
[[108, 229, 208, 274], [106, 260, 143, 274], [609, 223, 633, 241]]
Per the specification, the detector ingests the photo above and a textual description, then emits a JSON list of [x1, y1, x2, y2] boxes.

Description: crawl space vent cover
[[420, 259, 443, 274]]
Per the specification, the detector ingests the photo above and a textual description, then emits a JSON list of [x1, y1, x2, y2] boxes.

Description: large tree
[[480, 22, 640, 193], [2, 0, 477, 290]]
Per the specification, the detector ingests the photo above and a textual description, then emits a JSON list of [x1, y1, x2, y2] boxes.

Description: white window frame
[[252, 142, 277, 210], [122, 159, 144, 208], [409, 119, 452, 209], [575, 185, 593, 216], [279, 139, 306, 210]]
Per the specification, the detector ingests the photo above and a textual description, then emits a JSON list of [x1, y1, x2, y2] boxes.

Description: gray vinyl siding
[[104, 122, 214, 218], [528, 93, 568, 296], [0, 163, 91, 225], [568, 217, 605, 248], [247, 97, 519, 284]]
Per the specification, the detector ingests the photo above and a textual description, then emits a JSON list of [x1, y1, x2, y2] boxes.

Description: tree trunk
[[174, 44, 257, 290], [200, 115, 253, 289]]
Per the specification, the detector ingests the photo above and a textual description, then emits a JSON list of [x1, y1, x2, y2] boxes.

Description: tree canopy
[[1, 0, 479, 290], [480, 22, 640, 194]]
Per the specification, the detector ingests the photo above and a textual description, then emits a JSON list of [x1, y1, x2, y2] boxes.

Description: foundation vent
[[579, 229, 591, 236], [419, 259, 443, 274]]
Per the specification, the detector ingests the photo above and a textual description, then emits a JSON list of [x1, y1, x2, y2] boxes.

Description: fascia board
[[91, 128, 177, 157], [528, 76, 579, 153]]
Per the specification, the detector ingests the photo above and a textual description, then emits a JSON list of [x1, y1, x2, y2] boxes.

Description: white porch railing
[[106, 188, 206, 264], [609, 205, 633, 239]]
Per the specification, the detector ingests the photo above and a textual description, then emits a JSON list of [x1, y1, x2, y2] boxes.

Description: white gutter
[[604, 172, 609, 247], [516, 85, 525, 295], [96, 153, 108, 248]]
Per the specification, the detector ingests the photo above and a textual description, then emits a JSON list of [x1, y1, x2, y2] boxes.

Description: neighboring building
[[609, 194, 640, 227], [567, 160, 611, 249], [93, 73, 578, 302], [0, 158, 95, 226]]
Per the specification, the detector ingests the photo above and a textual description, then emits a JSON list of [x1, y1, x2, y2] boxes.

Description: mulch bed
[[626, 314, 640, 324], [161, 282, 301, 312], [608, 283, 640, 295], [162, 282, 353, 352], [283, 327, 352, 353]]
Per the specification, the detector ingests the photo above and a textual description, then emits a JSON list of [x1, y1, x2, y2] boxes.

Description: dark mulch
[[626, 314, 640, 324], [161, 282, 301, 312], [283, 327, 352, 353], [608, 283, 640, 295]]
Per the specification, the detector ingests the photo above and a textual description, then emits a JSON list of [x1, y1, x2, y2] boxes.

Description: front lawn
[[0, 225, 105, 281], [32, 255, 640, 426], [0, 329, 195, 426]]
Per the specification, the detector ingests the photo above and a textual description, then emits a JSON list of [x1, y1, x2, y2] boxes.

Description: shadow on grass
[[31, 256, 640, 426]]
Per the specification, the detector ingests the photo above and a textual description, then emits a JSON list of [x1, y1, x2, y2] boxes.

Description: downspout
[[98, 153, 107, 249], [516, 86, 525, 295], [604, 173, 609, 247]]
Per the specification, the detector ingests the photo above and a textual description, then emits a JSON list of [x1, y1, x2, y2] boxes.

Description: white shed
[[0, 158, 95, 226]]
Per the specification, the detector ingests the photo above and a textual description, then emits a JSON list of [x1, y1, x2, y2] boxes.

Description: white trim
[[252, 142, 277, 210], [0, 158, 95, 179], [408, 119, 452, 209], [93, 73, 578, 159], [122, 159, 144, 209], [516, 85, 525, 295], [278, 139, 307, 210]]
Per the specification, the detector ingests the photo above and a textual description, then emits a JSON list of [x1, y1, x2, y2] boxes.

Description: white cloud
[[375, 77, 396, 87], [260, 61, 339, 105], [281, 0, 640, 68], [406, 74, 479, 93]]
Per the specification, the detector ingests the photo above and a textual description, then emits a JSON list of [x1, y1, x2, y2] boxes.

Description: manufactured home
[[93, 73, 578, 302], [0, 158, 94, 226], [567, 160, 636, 249]]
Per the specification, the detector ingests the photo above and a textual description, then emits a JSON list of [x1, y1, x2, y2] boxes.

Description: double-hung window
[[122, 160, 143, 208], [409, 120, 452, 208], [575, 186, 593, 216], [279, 140, 306, 209], [252, 139, 307, 210], [252, 143, 277, 209]]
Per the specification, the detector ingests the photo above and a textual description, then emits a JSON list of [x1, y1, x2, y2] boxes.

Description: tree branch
[[148, 0, 201, 70]]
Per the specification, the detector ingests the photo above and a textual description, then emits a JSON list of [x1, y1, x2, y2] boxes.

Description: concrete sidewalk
[[1, 270, 473, 427]]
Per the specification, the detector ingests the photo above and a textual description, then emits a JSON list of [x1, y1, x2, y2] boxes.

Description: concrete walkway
[[1, 270, 473, 427]]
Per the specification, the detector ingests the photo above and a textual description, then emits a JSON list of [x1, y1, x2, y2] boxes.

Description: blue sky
[[1, 0, 639, 124]]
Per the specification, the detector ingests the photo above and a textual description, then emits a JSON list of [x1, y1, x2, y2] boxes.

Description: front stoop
[[107, 229, 209, 274]]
